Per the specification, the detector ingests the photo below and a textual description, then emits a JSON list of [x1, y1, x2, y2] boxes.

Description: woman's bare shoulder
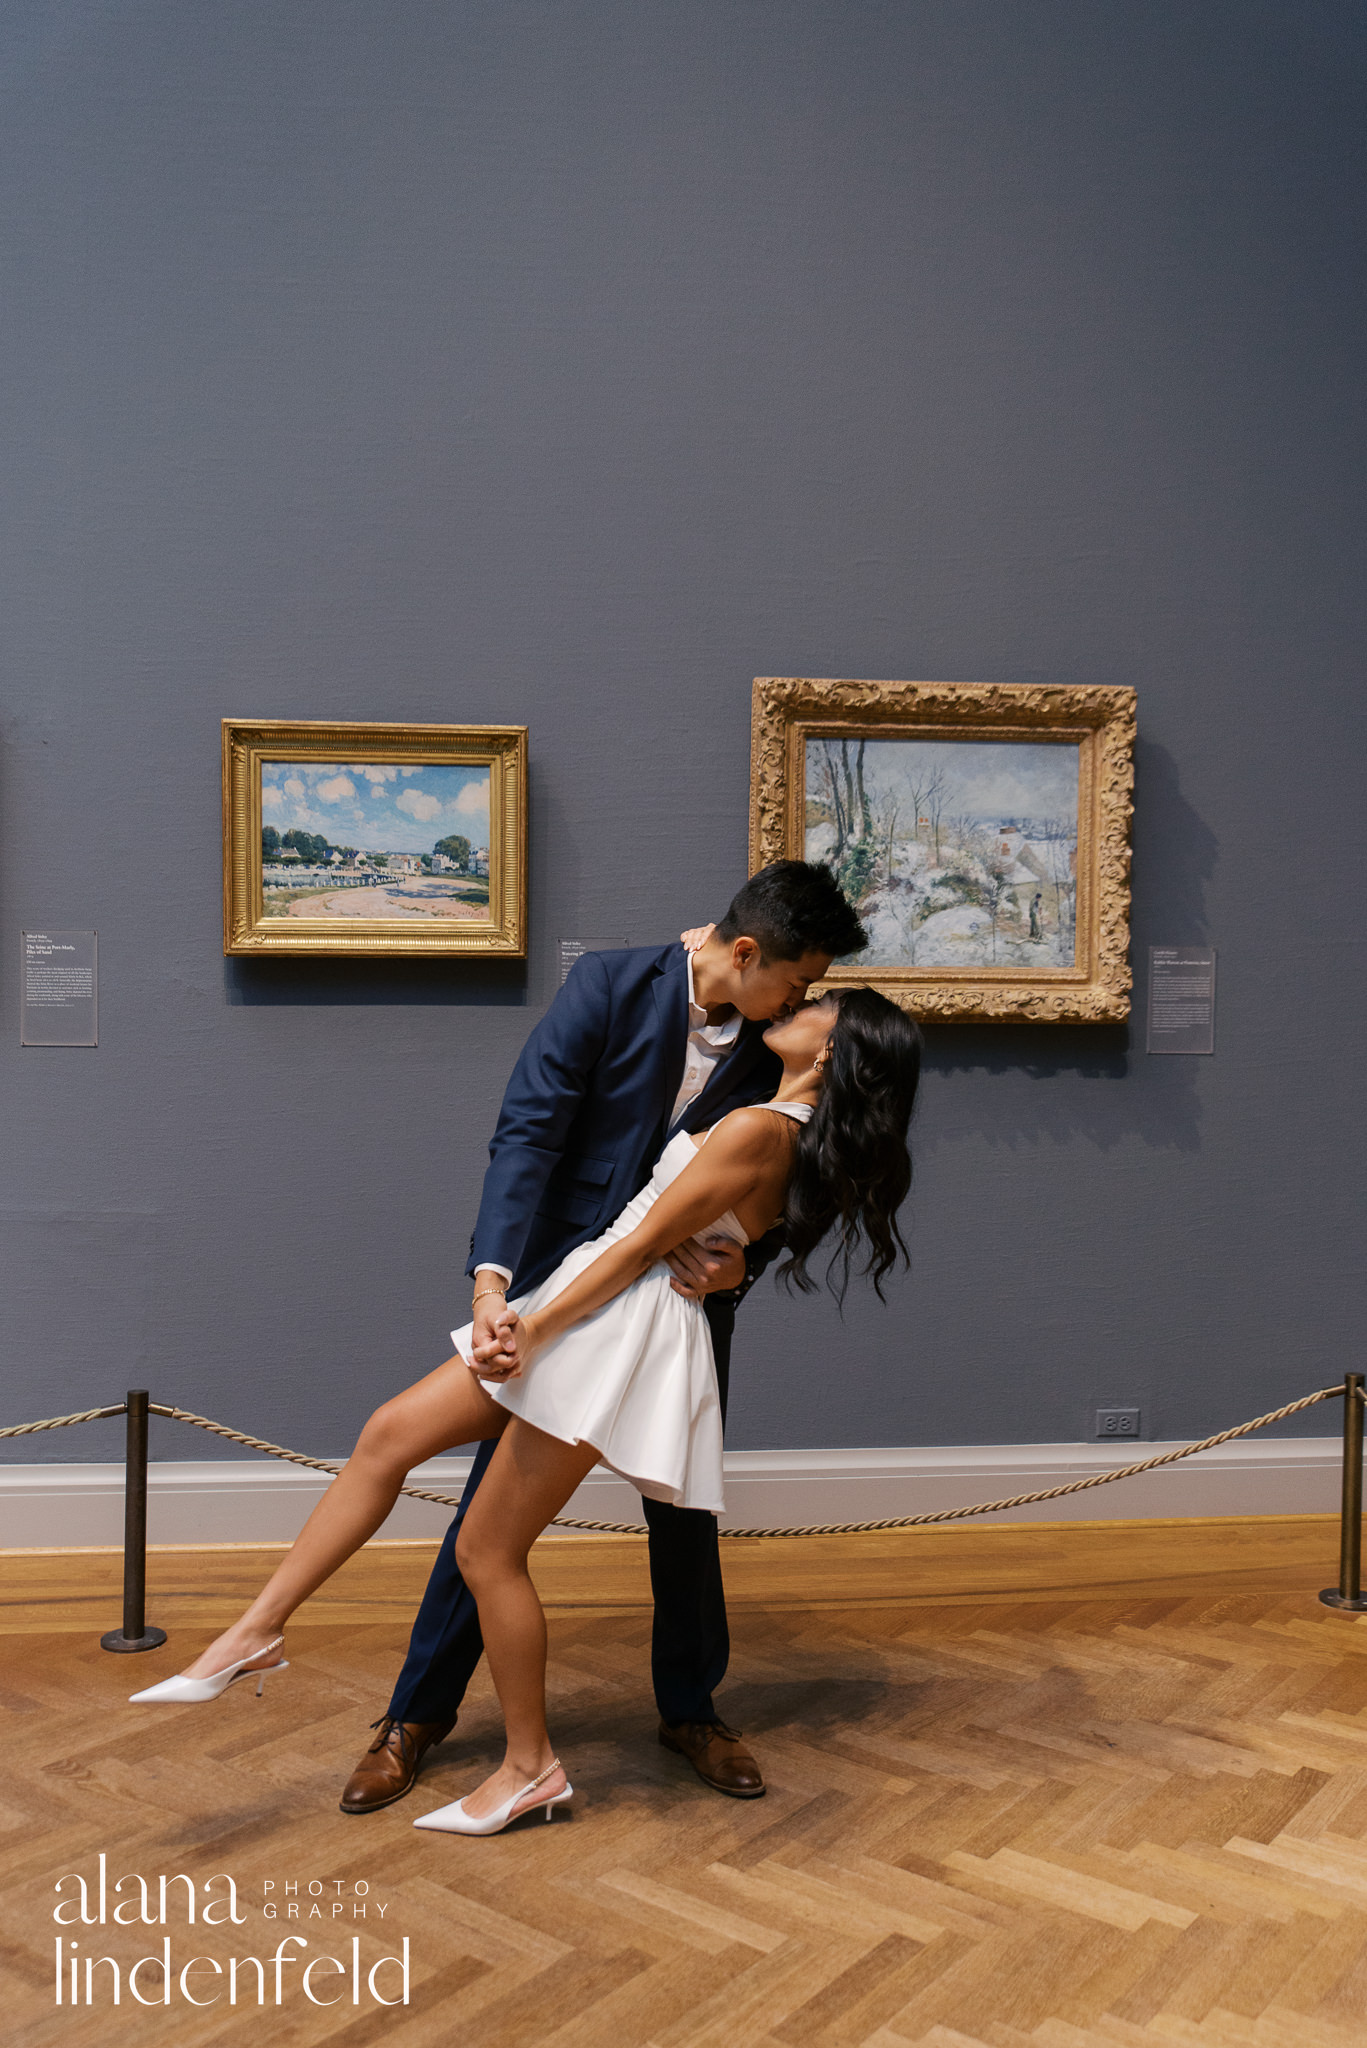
[[709, 1105, 800, 1157]]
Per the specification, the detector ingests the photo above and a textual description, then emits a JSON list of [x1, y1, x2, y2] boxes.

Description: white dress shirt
[[670, 952, 741, 1129], [477, 952, 739, 1291]]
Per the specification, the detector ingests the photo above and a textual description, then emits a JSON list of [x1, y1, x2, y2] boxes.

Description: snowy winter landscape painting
[[804, 737, 1080, 969], [750, 678, 1134, 1021]]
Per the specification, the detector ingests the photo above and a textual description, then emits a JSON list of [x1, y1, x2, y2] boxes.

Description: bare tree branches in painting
[[752, 676, 1135, 1021]]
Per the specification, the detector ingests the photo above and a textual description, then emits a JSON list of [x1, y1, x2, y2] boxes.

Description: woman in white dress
[[132, 988, 921, 1834]]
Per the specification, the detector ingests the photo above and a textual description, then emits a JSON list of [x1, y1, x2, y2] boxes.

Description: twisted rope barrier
[[557, 1385, 1353, 1536], [0, 1404, 129, 1438], [7, 1378, 1365, 1649], [2, 1384, 1355, 1535]]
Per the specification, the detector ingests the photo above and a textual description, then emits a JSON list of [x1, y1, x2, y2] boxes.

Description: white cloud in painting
[[453, 780, 488, 817], [261, 785, 286, 814], [283, 775, 306, 799], [348, 763, 399, 785], [316, 774, 356, 803], [397, 789, 443, 823]]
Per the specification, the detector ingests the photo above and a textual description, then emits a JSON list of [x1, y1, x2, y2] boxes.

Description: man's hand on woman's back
[[665, 1234, 747, 1300]]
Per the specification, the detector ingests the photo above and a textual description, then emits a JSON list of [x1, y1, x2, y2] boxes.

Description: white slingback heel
[[128, 1637, 288, 1704], [413, 1757, 572, 1836]]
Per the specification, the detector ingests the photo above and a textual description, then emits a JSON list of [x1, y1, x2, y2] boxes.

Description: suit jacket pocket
[[536, 1152, 615, 1227]]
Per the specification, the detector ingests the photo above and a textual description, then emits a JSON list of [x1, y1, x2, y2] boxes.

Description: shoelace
[[674, 1719, 744, 1747], [368, 1717, 417, 1766]]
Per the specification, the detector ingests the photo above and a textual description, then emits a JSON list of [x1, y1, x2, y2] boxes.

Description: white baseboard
[[0, 1438, 1340, 1550]]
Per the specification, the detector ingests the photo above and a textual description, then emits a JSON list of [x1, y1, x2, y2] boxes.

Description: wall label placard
[[557, 937, 628, 986], [1147, 945, 1215, 1055], [21, 930, 98, 1046]]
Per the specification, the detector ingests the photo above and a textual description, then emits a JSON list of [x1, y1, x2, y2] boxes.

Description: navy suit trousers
[[386, 1295, 736, 1728]]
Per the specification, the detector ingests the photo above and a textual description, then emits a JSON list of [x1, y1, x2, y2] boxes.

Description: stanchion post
[[1320, 1374, 1367, 1614], [100, 1389, 167, 1653]]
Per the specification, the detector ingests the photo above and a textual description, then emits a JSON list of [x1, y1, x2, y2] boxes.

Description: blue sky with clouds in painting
[[261, 761, 491, 853]]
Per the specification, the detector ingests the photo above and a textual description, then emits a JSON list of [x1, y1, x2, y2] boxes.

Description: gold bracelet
[[472, 1286, 508, 1307]]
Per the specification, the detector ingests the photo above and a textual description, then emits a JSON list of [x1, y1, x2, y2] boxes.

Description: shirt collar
[[686, 953, 742, 1042]]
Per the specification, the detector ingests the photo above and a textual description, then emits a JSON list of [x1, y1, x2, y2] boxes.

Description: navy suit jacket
[[468, 942, 783, 1295]]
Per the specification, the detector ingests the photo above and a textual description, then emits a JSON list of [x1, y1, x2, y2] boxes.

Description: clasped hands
[[466, 1233, 747, 1382], [470, 1304, 539, 1381]]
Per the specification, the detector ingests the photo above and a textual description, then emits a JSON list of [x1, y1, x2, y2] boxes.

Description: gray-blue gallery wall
[[2, 1, 1364, 1467]]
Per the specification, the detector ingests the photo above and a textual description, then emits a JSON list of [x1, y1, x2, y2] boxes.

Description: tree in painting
[[433, 833, 471, 872]]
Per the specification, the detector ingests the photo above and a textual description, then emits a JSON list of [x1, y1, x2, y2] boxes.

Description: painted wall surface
[[2, 1, 1363, 1466]]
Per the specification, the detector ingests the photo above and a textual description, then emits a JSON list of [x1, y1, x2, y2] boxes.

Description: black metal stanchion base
[[100, 1627, 167, 1653], [1319, 1590, 1367, 1613]]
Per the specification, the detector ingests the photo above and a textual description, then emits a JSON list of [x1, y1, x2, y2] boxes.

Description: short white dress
[[451, 1102, 812, 1513]]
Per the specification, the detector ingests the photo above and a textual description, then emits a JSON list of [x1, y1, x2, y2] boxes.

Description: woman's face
[[762, 996, 836, 1071]]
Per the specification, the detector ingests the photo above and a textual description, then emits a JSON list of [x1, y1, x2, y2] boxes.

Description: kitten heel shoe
[[413, 1758, 571, 1836], [129, 1637, 288, 1704]]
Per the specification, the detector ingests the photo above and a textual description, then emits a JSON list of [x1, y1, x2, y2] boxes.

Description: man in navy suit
[[339, 861, 866, 1812]]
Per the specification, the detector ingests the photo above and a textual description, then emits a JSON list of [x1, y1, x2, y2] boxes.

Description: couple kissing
[[130, 861, 922, 1837]]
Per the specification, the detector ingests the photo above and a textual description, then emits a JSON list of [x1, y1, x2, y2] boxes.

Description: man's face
[[729, 939, 833, 1022]]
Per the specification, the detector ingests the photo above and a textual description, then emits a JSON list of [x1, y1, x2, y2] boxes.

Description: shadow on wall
[[919, 740, 1218, 1156], [224, 957, 528, 1006]]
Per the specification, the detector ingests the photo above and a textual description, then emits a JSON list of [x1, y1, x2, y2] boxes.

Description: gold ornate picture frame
[[750, 678, 1135, 1022], [223, 719, 527, 957]]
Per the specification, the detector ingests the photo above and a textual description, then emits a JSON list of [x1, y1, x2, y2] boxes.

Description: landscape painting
[[749, 677, 1135, 1021], [259, 761, 491, 922], [805, 737, 1080, 969], [223, 720, 527, 957]]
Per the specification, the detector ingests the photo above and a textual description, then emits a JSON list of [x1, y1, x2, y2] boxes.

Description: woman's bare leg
[[180, 1358, 508, 1680], [452, 1419, 600, 1818]]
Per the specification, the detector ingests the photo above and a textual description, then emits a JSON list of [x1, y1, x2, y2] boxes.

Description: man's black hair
[[715, 860, 867, 963]]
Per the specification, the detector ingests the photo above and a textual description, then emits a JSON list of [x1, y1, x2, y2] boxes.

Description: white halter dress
[[450, 1102, 812, 1513]]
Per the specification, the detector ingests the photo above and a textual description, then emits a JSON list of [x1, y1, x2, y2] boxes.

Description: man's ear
[[730, 935, 761, 972]]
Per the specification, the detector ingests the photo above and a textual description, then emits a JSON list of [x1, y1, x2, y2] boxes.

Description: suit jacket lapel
[[652, 944, 691, 1139]]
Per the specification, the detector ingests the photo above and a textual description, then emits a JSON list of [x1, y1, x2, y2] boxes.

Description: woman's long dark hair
[[777, 987, 922, 1303]]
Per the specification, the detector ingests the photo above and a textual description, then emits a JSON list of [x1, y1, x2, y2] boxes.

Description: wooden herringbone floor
[[5, 1521, 1367, 2046]]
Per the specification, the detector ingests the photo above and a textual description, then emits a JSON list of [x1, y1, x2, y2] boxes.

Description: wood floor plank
[[5, 1524, 1367, 2044], [0, 1515, 1347, 1636]]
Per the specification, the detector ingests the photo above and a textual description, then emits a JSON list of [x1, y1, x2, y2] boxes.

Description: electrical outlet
[[1096, 1407, 1140, 1439]]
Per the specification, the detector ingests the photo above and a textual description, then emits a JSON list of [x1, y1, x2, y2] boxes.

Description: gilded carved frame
[[222, 718, 527, 957], [750, 678, 1135, 1022]]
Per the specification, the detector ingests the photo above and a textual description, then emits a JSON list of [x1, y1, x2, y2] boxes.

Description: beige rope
[[1, 1387, 1350, 1537], [153, 1387, 1346, 1536], [708, 1384, 1346, 1538], [0, 1405, 128, 1438]]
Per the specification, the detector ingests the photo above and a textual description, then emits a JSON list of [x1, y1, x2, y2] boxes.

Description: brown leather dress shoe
[[339, 1717, 455, 1814], [659, 1718, 766, 1798]]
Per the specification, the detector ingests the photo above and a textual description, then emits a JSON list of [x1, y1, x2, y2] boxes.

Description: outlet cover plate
[[1096, 1407, 1141, 1439]]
